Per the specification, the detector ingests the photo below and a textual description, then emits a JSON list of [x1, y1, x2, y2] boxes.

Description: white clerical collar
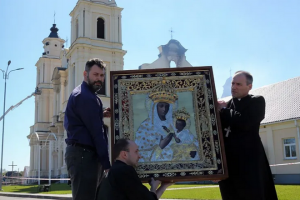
[[238, 98, 241, 101]]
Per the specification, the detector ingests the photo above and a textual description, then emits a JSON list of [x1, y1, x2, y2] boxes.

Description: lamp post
[[0, 60, 24, 190]]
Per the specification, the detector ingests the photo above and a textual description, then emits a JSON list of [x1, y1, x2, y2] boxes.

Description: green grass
[[1, 184, 300, 199], [276, 185, 300, 200], [162, 186, 221, 200], [1, 184, 72, 194]]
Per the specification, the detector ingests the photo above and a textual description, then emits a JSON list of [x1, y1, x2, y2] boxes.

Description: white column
[[58, 136, 63, 170], [60, 77, 66, 113], [71, 19, 75, 43], [53, 92, 57, 123], [68, 65, 73, 97], [35, 100, 38, 123], [34, 145, 37, 170], [49, 93, 54, 122], [57, 92, 61, 114], [119, 14, 123, 43], [30, 145, 34, 172], [37, 100, 41, 122], [266, 126, 276, 174], [85, 8, 91, 38], [38, 145, 41, 185], [42, 146, 47, 173], [49, 141, 52, 185]]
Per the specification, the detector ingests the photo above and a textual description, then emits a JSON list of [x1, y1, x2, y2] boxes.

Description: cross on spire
[[54, 11, 56, 24], [8, 161, 17, 175], [169, 28, 174, 39], [65, 36, 69, 48]]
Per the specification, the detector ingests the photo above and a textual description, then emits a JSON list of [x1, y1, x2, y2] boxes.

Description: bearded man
[[64, 58, 111, 200]]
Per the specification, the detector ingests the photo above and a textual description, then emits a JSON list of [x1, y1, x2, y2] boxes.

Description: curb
[[0, 192, 72, 199]]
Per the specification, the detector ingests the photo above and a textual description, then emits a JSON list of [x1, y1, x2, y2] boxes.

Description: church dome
[[48, 24, 60, 38]]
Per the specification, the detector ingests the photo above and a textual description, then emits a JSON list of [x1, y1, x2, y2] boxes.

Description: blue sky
[[0, 0, 299, 171]]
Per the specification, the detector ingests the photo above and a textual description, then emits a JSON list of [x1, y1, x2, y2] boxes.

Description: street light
[[0, 60, 24, 190]]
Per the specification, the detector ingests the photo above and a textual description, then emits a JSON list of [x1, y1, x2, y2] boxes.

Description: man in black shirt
[[97, 139, 173, 200], [64, 58, 111, 200]]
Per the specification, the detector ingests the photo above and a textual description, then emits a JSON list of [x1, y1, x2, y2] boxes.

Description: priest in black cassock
[[218, 71, 278, 200]]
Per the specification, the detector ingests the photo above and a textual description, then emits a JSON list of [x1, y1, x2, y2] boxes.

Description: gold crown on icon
[[173, 107, 190, 121], [149, 78, 178, 104]]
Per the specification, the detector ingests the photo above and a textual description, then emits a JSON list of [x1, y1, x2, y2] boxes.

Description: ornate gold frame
[[110, 67, 228, 182]]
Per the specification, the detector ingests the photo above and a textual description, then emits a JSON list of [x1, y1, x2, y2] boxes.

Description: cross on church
[[169, 28, 174, 39], [8, 161, 17, 176], [65, 36, 69, 48], [54, 11, 56, 24], [225, 127, 231, 137]]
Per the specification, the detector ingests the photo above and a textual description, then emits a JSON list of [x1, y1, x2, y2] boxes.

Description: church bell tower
[[66, 0, 126, 99]]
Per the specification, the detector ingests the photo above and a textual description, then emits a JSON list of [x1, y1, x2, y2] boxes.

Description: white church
[[27, 0, 192, 181]]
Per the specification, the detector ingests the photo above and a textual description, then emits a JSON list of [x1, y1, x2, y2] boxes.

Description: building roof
[[221, 76, 300, 125]]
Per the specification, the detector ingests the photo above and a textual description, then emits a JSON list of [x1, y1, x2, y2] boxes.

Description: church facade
[[27, 0, 192, 181], [27, 0, 126, 180]]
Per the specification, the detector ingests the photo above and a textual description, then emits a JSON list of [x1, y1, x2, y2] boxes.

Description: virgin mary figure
[[135, 80, 178, 162]]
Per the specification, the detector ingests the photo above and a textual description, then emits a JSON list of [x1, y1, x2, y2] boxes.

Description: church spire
[[48, 24, 60, 38]]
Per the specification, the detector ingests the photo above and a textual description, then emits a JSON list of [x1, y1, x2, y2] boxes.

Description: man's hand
[[149, 177, 161, 192], [217, 100, 227, 111], [103, 107, 111, 118], [156, 181, 175, 198]]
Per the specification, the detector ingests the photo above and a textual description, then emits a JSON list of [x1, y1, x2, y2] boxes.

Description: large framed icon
[[110, 67, 228, 182]]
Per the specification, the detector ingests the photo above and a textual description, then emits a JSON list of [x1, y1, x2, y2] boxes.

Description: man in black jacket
[[97, 139, 173, 200], [218, 71, 277, 200]]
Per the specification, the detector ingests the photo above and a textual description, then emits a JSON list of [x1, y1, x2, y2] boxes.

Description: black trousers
[[65, 145, 103, 200]]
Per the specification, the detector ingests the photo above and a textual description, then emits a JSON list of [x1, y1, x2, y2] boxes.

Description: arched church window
[[97, 18, 105, 39], [170, 61, 176, 68]]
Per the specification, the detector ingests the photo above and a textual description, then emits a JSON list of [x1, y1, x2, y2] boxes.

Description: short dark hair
[[234, 70, 253, 85], [85, 58, 106, 73], [112, 139, 129, 161]]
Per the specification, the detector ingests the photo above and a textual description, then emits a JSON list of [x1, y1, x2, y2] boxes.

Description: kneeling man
[[97, 139, 173, 200]]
